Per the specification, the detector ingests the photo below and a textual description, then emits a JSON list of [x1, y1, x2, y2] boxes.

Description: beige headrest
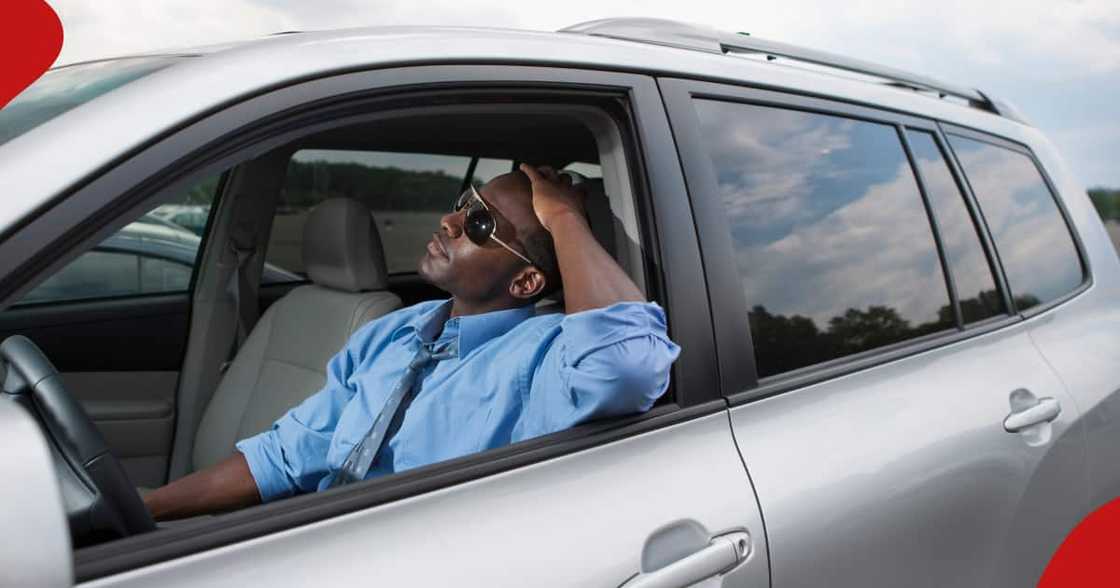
[[302, 198, 388, 292]]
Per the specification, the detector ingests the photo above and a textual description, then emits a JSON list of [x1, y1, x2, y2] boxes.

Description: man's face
[[418, 172, 543, 302]]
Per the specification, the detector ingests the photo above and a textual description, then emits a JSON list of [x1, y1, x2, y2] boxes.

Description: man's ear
[[509, 266, 546, 300]]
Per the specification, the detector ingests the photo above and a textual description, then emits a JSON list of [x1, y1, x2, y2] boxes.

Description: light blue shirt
[[236, 299, 680, 502]]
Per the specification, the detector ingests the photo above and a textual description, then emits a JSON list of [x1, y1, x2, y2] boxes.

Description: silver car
[[0, 18, 1116, 588]]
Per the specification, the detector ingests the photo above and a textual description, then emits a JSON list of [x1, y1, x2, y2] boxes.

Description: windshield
[[0, 56, 186, 147]]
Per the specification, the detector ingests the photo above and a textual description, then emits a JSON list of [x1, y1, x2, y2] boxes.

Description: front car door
[[0, 63, 769, 586], [662, 78, 1090, 586]]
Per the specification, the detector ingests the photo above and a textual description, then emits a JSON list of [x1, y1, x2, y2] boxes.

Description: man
[[144, 164, 679, 520]]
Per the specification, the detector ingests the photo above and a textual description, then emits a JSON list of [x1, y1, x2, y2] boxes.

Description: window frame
[[0, 65, 720, 581], [940, 122, 1093, 319], [659, 77, 1031, 406]]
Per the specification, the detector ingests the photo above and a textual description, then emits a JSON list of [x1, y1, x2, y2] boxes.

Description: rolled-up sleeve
[[515, 301, 680, 440], [235, 343, 358, 502]]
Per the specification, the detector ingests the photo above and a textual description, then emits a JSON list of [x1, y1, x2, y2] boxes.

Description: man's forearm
[[143, 453, 262, 521], [547, 210, 645, 313]]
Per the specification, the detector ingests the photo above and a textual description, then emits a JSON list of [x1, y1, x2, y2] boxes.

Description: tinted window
[[17, 177, 218, 306], [906, 131, 1004, 323], [269, 150, 472, 277], [948, 135, 1083, 310], [694, 100, 954, 377]]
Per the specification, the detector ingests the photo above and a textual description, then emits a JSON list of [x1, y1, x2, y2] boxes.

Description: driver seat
[[189, 198, 402, 474]]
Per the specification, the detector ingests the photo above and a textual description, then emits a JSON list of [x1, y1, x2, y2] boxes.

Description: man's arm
[[520, 164, 644, 312], [142, 325, 368, 520], [511, 165, 680, 442], [144, 453, 260, 521]]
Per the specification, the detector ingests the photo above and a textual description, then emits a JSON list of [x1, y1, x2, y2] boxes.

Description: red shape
[[1039, 497, 1120, 587], [0, 0, 63, 109]]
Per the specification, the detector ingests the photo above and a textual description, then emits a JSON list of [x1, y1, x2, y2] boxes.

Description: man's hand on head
[[519, 164, 587, 233], [519, 163, 644, 313]]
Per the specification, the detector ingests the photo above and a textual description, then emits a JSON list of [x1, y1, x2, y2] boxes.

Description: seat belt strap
[[221, 227, 258, 373]]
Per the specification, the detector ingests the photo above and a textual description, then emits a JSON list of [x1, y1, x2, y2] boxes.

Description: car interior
[[0, 98, 665, 548]]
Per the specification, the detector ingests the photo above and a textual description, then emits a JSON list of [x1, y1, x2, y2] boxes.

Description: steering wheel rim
[[0, 335, 154, 545]]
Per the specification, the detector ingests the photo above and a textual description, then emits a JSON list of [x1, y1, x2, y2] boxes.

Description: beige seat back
[[191, 198, 401, 472]]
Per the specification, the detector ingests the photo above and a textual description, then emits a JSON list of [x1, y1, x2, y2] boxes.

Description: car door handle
[[622, 532, 749, 588], [1004, 396, 1061, 433]]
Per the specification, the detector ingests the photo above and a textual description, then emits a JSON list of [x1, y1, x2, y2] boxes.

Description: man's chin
[[417, 253, 449, 290]]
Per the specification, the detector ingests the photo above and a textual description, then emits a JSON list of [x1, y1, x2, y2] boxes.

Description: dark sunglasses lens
[[464, 208, 494, 246]]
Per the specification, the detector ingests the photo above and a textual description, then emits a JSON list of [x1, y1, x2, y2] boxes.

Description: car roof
[[0, 23, 1043, 235]]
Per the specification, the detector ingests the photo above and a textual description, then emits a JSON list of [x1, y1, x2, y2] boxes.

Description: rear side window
[[948, 135, 1084, 310], [905, 130, 1004, 323], [693, 100, 954, 378]]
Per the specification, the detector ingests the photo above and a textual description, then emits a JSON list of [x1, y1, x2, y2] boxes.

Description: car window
[[267, 149, 479, 277], [471, 158, 514, 184], [948, 135, 1084, 310], [693, 99, 955, 378], [15, 176, 219, 306], [906, 130, 1005, 323]]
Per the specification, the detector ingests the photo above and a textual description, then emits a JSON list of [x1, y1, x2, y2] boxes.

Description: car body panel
[[728, 321, 1087, 586], [83, 413, 767, 588], [1017, 132, 1120, 512]]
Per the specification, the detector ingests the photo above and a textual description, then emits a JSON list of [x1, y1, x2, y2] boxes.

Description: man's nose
[[439, 211, 463, 238]]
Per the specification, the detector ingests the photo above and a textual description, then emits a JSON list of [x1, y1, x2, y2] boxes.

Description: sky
[[45, 0, 1120, 188]]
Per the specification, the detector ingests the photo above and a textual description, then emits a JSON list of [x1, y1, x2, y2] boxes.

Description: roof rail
[[561, 18, 1026, 124]]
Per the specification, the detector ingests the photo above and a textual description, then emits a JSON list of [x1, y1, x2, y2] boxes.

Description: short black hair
[[523, 227, 562, 302]]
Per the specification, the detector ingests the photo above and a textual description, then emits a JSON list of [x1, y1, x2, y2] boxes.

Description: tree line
[[1089, 188, 1120, 221], [749, 289, 1039, 378]]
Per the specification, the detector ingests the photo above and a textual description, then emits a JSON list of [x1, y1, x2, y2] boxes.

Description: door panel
[[63, 371, 177, 488], [729, 324, 1086, 587], [0, 295, 188, 487], [90, 412, 768, 588]]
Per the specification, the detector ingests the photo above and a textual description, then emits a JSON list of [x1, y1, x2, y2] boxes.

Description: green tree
[[1088, 187, 1120, 221]]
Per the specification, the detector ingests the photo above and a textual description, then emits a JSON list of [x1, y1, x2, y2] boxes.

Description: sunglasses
[[453, 185, 535, 267]]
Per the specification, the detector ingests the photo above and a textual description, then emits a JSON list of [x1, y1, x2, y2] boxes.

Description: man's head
[[418, 171, 561, 312]]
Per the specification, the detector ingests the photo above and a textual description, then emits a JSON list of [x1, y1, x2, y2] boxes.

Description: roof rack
[[560, 18, 1027, 124]]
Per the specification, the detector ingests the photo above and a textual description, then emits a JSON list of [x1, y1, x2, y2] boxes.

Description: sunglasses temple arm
[[490, 235, 535, 266]]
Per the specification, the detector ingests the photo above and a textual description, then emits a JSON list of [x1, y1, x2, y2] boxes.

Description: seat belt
[[220, 223, 258, 373]]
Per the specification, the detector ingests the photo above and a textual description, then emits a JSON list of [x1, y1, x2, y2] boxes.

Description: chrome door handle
[[622, 532, 750, 588], [1004, 396, 1061, 433]]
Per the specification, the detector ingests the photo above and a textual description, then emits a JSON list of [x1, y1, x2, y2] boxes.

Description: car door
[[662, 78, 1090, 587], [0, 181, 222, 488], [0, 64, 769, 586]]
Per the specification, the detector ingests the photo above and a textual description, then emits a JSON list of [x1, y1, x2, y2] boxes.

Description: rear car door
[[944, 128, 1120, 519], [0, 65, 769, 586], [663, 79, 1090, 586]]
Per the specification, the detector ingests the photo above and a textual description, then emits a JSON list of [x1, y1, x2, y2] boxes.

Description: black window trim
[[897, 127, 963, 328], [940, 122, 1093, 319], [0, 65, 720, 580], [659, 77, 1034, 407], [909, 126, 1015, 321]]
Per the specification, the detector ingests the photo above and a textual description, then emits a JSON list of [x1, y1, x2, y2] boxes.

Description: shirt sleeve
[[235, 340, 359, 502], [514, 301, 681, 441]]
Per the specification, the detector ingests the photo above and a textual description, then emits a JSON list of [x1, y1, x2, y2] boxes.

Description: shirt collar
[[390, 300, 535, 357]]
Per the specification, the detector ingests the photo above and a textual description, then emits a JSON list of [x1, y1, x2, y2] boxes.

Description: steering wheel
[[0, 335, 154, 546]]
